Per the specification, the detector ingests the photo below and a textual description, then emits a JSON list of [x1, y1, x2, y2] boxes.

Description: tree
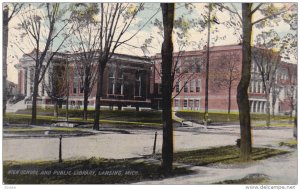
[[3, 3, 23, 116], [69, 3, 100, 120], [210, 52, 240, 120], [93, 3, 148, 130], [252, 47, 281, 127], [217, 2, 295, 161], [43, 63, 68, 118], [14, 3, 73, 124], [160, 2, 175, 173]]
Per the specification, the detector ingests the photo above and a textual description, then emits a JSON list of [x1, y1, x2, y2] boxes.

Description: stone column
[[26, 68, 31, 98]]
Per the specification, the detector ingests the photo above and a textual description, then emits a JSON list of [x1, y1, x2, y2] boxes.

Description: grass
[[173, 145, 289, 166], [279, 139, 297, 148], [176, 111, 293, 126], [215, 173, 270, 184], [3, 126, 94, 137], [3, 157, 193, 184], [16, 108, 163, 123], [3, 145, 289, 184]]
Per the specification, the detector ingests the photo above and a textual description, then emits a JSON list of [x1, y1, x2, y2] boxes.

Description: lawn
[[176, 111, 293, 126], [4, 109, 164, 127], [173, 145, 289, 166]]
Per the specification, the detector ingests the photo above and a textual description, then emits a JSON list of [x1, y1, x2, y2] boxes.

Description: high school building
[[14, 44, 296, 114]]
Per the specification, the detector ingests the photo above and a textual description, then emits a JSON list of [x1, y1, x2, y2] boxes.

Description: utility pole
[[66, 56, 69, 123], [204, 3, 212, 129]]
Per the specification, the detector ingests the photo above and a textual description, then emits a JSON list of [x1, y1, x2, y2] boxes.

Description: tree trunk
[[83, 73, 90, 120], [204, 3, 212, 128], [83, 89, 89, 120], [93, 64, 104, 130], [161, 3, 175, 174], [227, 82, 232, 121], [3, 7, 9, 117], [266, 93, 271, 127], [31, 70, 39, 125], [54, 100, 58, 119], [237, 3, 253, 161]]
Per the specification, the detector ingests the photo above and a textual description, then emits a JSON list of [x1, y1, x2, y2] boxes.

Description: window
[[135, 72, 141, 96], [115, 69, 124, 95], [194, 100, 200, 108], [190, 80, 194, 93], [196, 79, 200, 92], [175, 82, 179, 93], [80, 81, 84, 93], [257, 82, 261, 93], [73, 77, 78, 94], [184, 100, 187, 107], [174, 99, 179, 107], [108, 68, 116, 94], [184, 86, 188, 93], [189, 100, 193, 108]]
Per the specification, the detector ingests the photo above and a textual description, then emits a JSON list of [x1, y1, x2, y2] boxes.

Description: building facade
[[15, 52, 152, 110], [15, 44, 296, 114], [151, 44, 297, 114]]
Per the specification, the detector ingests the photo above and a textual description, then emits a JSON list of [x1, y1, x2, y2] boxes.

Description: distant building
[[6, 80, 19, 98]]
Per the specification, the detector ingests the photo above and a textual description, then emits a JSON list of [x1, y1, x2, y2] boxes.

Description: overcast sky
[[5, 2, 297, 83]]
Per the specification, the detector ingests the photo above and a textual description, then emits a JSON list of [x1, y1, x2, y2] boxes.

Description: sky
[[4, 2, 297, 84]]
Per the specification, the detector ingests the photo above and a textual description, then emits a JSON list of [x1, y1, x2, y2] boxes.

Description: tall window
[[184, 81, 188, 93], [135, 71, 141, 96], [108, 68, 115, 94], [194, 100, 200, 108], [175, 81, 180, 93], [189, 100, 193, 108], [184, 100, 187, 107], [190, 80, 194, 93], [196, 79, 200, 92], [115, 69, 124, 95], [174, 99, 179, 107]]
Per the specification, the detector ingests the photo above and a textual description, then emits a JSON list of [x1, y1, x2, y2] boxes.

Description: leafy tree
[[3, 3, 23, 116]]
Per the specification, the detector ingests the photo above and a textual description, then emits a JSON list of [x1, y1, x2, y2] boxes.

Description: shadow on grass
[[173, 145, 290, 166], [214, 173, 270, 184], [3, 157, 195, 184]]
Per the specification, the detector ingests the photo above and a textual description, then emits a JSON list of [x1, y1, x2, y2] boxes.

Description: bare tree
[[14, 3, 73, 124], [3, 3, 23, 116], [93, 3, 156, 130], [216, 2, 296, 161], [210, 52, 240, 120], [43, 63, 68, 118], [252, 47, 281, 127], [69, 3, 100, 120]]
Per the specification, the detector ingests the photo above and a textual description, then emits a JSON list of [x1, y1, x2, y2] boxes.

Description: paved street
[[3, 125, 294, 161]]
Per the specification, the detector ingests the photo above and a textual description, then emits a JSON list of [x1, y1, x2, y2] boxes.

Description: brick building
[[15, 51, 152, 110], [151, 44, 297, 114], [15, 44, 296, 114]]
